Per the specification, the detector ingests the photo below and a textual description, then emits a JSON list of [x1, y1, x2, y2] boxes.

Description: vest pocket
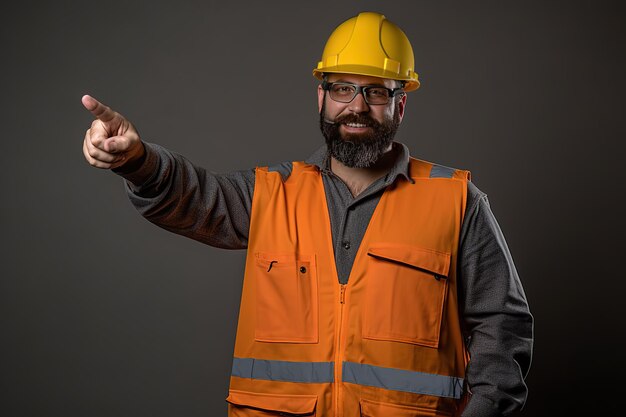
[[254, 252, 318, 343], [360, 398, 451, 416], [227, 389, 317, 416], [363, 243, 450, 348]]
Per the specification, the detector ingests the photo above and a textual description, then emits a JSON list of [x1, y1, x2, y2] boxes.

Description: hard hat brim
[[312, 65, 420, 92]]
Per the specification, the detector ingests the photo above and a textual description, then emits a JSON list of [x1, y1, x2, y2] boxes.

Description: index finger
[[81, 94, 117, 123]]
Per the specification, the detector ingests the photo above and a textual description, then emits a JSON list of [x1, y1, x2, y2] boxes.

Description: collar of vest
[[262, 158, 470, 183]]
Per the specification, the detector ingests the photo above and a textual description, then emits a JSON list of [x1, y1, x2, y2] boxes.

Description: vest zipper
[[335, 284, 347, 416]]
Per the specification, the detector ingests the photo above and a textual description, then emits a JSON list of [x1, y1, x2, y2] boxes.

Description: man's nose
[[348, 90, 370, 113]]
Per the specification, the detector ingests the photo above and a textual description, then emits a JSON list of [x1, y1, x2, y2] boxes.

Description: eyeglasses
[[322, 81, 404, 105]]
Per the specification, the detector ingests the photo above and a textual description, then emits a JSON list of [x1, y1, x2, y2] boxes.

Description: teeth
[[346, 123, 367, 128]]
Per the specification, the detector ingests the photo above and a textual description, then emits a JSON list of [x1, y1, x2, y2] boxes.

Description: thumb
[[104, 139, 118, 153], [103, 135, 136, 153]]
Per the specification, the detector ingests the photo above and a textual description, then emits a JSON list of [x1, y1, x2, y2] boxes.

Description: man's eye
[[368, 88, 388, 97], [336, 86, 354, 93]]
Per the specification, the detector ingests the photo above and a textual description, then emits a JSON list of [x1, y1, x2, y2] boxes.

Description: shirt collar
[[304, 141, 412, 184]]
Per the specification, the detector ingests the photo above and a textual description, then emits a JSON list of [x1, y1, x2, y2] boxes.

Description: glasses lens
[[364, 87, 391, 105], [327, 83, 392, 105], [329, 83, 357, 103]]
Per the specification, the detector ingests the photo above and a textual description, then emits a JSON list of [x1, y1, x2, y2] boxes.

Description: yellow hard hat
[[313, 12, 420, 92]]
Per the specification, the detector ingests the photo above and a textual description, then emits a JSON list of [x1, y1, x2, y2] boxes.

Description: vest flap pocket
[[227, 389, 317, 415], [367, 243, 450, 278], [364, 243, 450, 347], [360, 398, 450, 416]]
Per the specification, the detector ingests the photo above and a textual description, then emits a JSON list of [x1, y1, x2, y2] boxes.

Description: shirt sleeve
[[111, 141, 255, 249], [458, 182, 534, 417]]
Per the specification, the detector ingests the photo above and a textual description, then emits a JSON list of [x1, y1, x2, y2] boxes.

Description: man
[[82, 12, 532, 417]]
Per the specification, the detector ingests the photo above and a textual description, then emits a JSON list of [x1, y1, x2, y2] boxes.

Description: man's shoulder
[[263, 145, 327, 182], [266, 161, 294, 181], [406, 156, 471, 181], [403, 150, 484, 208], [467, 180, 487, 208]]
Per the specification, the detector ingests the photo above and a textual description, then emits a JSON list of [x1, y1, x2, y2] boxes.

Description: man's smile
[[341, 122, 372, 134]]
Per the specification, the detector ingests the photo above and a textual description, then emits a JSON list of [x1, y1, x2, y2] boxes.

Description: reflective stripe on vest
[[429, 164, 456, 179], [232, 358, 463, 399], [232, 357, 334, 383], [342, 361, 464, 399]]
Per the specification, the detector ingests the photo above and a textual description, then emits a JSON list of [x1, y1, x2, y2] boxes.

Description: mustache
[[324, 114, 380, 127]]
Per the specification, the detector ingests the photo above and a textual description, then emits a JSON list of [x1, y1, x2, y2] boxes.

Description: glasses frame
[[322, 80, 405, 105]]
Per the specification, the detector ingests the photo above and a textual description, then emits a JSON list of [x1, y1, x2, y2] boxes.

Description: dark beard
[[319, 101, 401, 168]]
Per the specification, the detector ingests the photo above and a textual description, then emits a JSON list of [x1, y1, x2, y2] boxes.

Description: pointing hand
[[81, 95, 145, 170]]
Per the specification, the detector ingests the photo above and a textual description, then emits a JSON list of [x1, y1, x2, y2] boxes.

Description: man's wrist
[[112, 142, 146, 175], [111, 141, 160, 188]]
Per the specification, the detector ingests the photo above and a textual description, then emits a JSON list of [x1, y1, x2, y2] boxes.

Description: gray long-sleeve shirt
[[113, 141, 533, 417]]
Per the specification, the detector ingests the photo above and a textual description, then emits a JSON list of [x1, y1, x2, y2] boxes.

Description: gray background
[[2, 0, 624, 415]]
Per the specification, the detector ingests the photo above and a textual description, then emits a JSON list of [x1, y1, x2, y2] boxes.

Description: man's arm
[[113, 142, 255, 249], [458, 182, 534, 417], [81, 95, 255, 249]]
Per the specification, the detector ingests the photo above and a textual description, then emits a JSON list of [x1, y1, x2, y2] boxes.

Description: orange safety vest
[[227, 157, 470, 417]]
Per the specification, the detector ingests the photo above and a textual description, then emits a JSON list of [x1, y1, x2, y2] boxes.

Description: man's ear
[[318, 85, 325, 113], [396, 93, 407, 123]]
